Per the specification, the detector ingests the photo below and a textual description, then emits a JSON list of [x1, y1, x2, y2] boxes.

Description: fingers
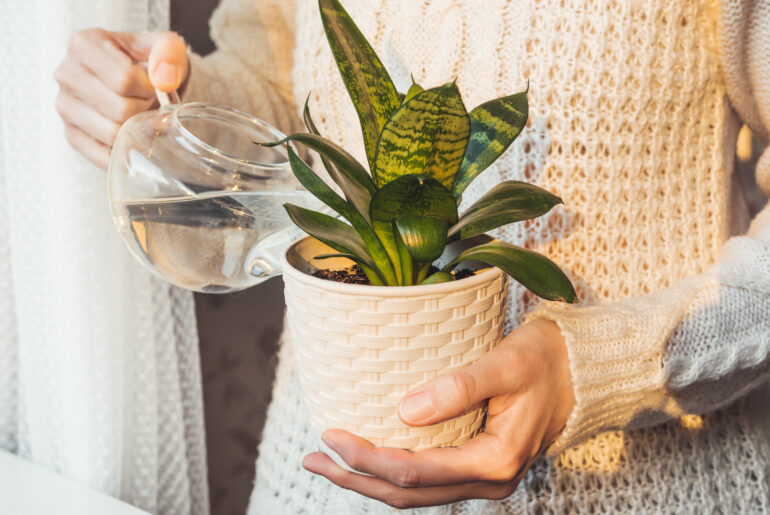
[[66, 28, 155, 99], [398, 341, 527, 427], [320, 428, 529, 487], [55, 28, 183, 165], [55, 62, 154, 123], [63, 124, 111, 170], [302, 452, 518, 509], [56, 91, 122, 147]]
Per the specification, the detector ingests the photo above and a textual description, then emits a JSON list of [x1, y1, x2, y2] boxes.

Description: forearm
[[529, 204, 770, 455]]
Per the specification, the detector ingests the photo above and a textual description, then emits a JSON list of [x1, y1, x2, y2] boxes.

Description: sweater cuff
[[525, 293, 687, 456]]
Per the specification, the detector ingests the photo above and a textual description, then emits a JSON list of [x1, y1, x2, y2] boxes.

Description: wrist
[[525, 319, 576, 443]]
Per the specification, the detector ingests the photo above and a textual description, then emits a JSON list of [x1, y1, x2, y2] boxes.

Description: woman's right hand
[[54, 29, 189, 169]]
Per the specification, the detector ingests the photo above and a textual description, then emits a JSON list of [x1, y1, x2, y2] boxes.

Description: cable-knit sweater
[[184, 0, 770, 512]]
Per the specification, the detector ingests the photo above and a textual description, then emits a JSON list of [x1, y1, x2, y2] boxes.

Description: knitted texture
[[0, 1, 208, 514], [185, 0, 770, 512]]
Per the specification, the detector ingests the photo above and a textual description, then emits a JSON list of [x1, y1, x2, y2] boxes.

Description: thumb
[[118, 31, 188, 93], [148, 32, 188, 92], [397, 343, 522, 427]]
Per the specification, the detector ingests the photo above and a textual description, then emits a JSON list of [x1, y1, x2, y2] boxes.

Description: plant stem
[[416, 262, 431, 284], [393, 222, 414, 285], [373, 221, 402, 285], [361, 264, 385, 285]]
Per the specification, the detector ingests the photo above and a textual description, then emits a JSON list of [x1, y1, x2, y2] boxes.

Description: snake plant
[[260, 0, 577, 302]]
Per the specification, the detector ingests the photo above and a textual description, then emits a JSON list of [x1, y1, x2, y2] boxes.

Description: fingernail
[[398, 391, 435, 423], [153, 62, 179, 89]]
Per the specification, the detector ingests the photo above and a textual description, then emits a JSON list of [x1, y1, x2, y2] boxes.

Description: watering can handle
[[156, 89, 181, 107]]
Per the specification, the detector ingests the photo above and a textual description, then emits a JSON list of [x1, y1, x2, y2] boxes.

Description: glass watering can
[[108, 89, 323, 293]]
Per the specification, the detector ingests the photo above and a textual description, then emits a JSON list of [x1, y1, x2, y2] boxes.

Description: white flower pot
[[282, 236, 508, 450]]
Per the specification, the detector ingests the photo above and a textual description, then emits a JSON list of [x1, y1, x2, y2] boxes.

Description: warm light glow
[[131, 220, 148, 254], [736, 124, 752, 162], [679, 414, 704, 430], [556, 431, 627, 473]]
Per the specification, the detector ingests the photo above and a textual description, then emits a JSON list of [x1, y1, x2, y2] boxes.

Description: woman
[[55, 0, 770, 512]]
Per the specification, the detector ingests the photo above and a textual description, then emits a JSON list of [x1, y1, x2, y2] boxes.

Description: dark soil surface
[[312, 265, 371, 284], [454, 269, 476, 280], [312, 264, 479, 285]]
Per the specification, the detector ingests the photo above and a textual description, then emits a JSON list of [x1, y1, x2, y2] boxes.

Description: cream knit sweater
[[184, 0, 770, 512]]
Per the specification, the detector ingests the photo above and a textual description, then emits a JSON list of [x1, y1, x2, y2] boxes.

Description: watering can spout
[[245, 225, 306, 281]]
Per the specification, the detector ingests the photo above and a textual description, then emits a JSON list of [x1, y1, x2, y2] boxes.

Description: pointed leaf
[[319, 0, 402, 171], [449, 181, 562, 241], [259, 133, 375, 219], [370, 174, 458, 224], [284, 203, 373, 268], [404, 79, 424, 103], [444, 242, 577, 303], [454, 92, 528, 195], [302, 96, 347, 193], [395, 215, 447, 263], [285, 147, 398, 284], [285, 146, 352, 218], [374, 83, 470, 189]]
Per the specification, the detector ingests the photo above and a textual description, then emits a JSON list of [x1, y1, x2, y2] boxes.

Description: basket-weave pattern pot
[[283, 237, 508, 450]]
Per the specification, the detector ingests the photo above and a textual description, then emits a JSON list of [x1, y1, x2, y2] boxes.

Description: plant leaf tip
[[253, 139, 286, 148]]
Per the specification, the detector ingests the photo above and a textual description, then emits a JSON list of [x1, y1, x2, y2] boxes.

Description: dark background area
[[171, 0, 218, 55], [171, 2, 286, 515]]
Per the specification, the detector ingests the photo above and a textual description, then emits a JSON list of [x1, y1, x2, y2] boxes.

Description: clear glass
[[108, 103, 321, 293]]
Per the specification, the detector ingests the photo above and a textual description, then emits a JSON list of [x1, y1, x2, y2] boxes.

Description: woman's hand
[[302, 319, 575, 509], [54, 29, 189, 169]]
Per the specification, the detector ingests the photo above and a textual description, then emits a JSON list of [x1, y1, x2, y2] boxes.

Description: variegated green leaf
[[374, 83, 470, 189], [370, 174, 458, 224], [393, 221, 414, 285], [286, 147, 398, 285], [285, 146, 351, 219], [319, 0, 401, 171], [259, 133, 375, 220], [372, 220, 403, 285], [395, 215, 448, 263], [449, 180, 562, 241], [404, 77, 424, 103], [302, 95, 345, 192], [444, 242, 577, 303], [453, 91, 528, 196], [284, 204, 373, 269]]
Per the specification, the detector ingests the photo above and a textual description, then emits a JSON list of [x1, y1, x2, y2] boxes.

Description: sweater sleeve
[[180, 0, 303, 137], [528, 0, 770, 457]]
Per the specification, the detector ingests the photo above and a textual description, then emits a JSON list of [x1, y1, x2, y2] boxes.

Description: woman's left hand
[[302, 319, 576, 508]]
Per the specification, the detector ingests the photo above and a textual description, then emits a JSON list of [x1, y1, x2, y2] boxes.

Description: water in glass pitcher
[[113, 189, 320, 293]]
